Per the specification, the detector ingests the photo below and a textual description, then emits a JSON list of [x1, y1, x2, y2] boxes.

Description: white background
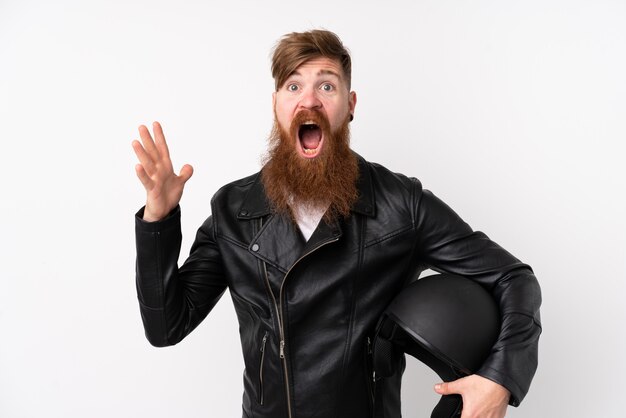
[[1, 0, 624, 417]]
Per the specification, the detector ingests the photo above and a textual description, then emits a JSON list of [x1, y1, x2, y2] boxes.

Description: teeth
[[304, 148, 317, 154], [303, 121, 315, 125]]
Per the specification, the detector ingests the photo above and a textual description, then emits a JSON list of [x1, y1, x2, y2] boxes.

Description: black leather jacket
[[134, 156, 542, 418]]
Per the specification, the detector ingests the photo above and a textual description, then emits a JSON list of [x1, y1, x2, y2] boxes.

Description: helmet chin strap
[[373, 319, 464, 418]]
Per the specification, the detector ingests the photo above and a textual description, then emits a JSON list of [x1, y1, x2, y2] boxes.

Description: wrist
[[142, 206, 165, 222]]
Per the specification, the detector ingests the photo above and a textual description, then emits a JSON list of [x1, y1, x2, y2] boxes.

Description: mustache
[[289, 109, 331, 140]]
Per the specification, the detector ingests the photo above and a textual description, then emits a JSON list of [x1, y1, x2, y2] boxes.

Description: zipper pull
[[260, 333, 268, 352], [279, 340, 285, 358]]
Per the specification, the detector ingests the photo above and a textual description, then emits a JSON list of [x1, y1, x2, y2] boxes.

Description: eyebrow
[[290, 69, 341, 79]]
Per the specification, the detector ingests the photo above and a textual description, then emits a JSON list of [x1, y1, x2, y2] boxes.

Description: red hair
[[271, 29, 352, 91]]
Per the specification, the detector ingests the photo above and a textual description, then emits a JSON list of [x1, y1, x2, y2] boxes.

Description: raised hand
[[132, 121, 193, 222]]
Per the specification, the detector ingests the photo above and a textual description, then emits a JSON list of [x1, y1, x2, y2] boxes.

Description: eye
[[287, 84, 299, 92], [321, 83, 334, 92]]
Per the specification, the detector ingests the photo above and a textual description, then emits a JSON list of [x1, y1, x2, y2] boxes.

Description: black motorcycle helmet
[[373, 273, 500, 418]]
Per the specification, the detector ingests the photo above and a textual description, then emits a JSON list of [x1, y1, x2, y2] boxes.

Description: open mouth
[[298, 121, 324, 158]]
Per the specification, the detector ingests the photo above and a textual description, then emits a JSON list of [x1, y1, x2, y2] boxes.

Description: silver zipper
[[366, 336, 376, 409], [259, 331, 268, 405], [262, 235, 340, 418]]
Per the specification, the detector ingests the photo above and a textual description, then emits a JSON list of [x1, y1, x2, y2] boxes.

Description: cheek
[[274, 102, 295, 125], [327, 105, 349, 129], [277, 113, 294, 134]]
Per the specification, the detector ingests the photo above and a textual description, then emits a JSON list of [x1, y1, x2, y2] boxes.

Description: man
[[132, 30, 541, 418]]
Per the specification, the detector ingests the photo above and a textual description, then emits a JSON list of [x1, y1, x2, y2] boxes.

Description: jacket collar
[[237, 153, 376, 220]]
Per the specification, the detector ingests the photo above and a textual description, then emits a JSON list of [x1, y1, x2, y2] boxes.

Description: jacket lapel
[[249, 213, 304, 273], [301, 215, 342, 257]]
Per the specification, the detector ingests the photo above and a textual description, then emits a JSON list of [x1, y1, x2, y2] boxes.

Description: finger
[[434, 380, 462, 396], [138, 124, 160, 160], [135, 164, 154, 190], [178, 164, 194, 183], [152, 121, 171, 160], [132, 140, 156, 174]]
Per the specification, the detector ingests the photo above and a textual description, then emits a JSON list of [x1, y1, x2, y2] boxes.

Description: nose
[[298, 87, 322, 110]]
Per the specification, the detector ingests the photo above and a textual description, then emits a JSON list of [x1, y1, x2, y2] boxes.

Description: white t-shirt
[[291, 203, 328, 241]]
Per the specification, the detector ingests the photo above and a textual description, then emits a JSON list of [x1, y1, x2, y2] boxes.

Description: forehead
[[289, 57, 345, 81]]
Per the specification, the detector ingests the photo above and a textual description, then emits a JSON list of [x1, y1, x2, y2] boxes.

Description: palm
[[132, 122, 193, 222]]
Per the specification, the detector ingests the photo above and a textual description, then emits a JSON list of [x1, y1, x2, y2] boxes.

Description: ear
[[272, 91, 276, 110], [349, 91, 357, 116]]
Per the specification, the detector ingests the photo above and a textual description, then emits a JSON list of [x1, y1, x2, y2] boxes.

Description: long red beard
[[261, 110, 359, 223]]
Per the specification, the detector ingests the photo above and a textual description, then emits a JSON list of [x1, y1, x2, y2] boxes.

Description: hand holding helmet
[[435, 374, 509, 418]]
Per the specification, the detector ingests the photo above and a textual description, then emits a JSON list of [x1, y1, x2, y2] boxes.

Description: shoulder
[[210, 171, 263, 215], [359, 155, 424, 198], [355, 155, 426, 224], [213, 172, 260, 199]]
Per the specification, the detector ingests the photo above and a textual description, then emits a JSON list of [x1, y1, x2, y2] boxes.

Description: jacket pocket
[[257, 330, 269, 405]]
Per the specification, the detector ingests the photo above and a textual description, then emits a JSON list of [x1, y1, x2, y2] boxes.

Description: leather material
[[134, 155, 542, 417]]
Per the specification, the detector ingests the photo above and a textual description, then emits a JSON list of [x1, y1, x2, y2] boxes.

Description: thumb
[[434, 379, 463, 395], [179, 164, 194, 183]]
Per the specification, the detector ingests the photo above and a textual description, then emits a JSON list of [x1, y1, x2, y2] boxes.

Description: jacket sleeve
[[412, 180, 542, 407], [135, 205, 227, 347]]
